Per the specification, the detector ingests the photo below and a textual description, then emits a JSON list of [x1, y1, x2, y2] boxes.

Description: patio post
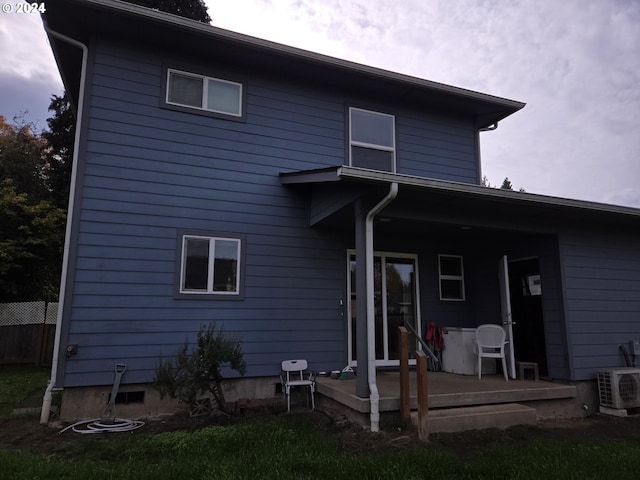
[[399, 326, 410, 423], [354, 199, 370, 398], [417, 350, 429, 441]]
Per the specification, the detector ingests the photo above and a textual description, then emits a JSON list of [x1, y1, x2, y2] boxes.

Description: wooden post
[[398, 326, 410, 424], [416, 350, 429, 442]]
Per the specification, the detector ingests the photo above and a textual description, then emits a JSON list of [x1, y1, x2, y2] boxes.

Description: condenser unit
[[597, 368, 640, 410]]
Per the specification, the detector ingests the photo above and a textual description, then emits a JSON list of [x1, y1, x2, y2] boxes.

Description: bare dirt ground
[[1, 404, 640, 459]]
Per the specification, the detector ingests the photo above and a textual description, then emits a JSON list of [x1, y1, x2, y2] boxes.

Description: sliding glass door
[[347, 251, 420, 366]]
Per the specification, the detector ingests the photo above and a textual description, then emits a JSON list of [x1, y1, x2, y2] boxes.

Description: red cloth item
[[426, 322, 443, 350]]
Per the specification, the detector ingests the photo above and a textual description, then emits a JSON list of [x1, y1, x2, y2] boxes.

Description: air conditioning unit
[[597, 368, 640, 409]]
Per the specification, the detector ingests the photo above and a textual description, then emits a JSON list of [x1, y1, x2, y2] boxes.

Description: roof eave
[[45, 0, 525, 123]]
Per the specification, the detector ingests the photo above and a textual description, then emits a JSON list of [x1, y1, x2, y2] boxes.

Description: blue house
[[42, 0, 640, 426]]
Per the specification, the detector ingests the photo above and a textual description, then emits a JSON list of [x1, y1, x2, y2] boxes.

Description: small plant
[[153, 323, 246, 414]]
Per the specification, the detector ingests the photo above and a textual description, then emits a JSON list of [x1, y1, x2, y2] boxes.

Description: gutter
[[365, 182, 398, 432], [39, 22, 88, 425]]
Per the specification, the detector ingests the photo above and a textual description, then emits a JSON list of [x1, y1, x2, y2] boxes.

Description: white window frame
[[166, 68, 243, 117], [348, 107, 396, 172], [438, 254, 465, 301], [180, 235, 241, 295]]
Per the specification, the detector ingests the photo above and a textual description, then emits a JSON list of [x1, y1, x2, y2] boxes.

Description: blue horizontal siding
[[397, 112, 477, 180], [560, 227, 640, 381]]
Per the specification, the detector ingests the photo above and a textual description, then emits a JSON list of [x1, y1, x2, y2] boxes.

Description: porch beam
[[381, 205, 558, 235]]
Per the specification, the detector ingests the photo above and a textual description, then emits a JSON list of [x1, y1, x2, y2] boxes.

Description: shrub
[[153, 323, 246, 414]]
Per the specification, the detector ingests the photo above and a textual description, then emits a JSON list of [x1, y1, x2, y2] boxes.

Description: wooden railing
[[403, 321, 439, 364], [398, 326, 429, 441]]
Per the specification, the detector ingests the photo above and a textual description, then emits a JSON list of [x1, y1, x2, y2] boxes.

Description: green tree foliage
[[0, 115, 67, 301], [153, 323, 246, 414], [0, 115, 48, 203], [42, 94, 75, 210], [124, 0, 211, 22], [483, 176, 525, 192], [0, 180, 66, 301], [500, 177, 513, 190]]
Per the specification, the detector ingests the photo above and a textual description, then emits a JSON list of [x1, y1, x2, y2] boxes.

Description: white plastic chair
[[473, 324, 509, 381], [281, 359, 315, 412]]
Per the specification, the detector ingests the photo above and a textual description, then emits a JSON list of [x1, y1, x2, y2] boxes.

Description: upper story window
[[349, 107, 396, 172], [166, 68, 243, 118], [438, 254, 465, 301], [179, 234, 242, 296]]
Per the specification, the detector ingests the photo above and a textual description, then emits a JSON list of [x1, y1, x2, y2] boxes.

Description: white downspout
[[365, 182, 398, 432], [40, 23, 88, 425]]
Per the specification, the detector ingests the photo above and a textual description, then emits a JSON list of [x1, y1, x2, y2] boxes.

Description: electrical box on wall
[[630, 340, 640, 356]]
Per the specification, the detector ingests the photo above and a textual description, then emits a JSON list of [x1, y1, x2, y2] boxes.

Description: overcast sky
[[1, 0, 638, 207]]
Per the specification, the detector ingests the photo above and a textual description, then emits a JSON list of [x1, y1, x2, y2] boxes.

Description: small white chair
[[473, 324, 509, 381], [280, 359, 315, 412]]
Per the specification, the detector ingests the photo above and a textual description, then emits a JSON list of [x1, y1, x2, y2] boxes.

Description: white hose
[[60, 418, 145, 434]]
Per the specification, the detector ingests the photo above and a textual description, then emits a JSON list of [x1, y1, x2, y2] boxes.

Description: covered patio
[[282, 166, 584, 431]]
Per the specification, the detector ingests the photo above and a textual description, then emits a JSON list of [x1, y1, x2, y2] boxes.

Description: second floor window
[[166, 69, 243, 117], [349, 107, 396, 172]]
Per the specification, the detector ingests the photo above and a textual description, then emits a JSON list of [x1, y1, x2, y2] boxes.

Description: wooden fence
[[0, 302, 57, 366]]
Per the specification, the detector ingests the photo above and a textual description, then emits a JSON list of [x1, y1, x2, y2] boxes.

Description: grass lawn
[[1, 366, 639, 479], [0, 364, 49, 421]]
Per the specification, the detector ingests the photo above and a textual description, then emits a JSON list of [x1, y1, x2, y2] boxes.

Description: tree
[[42, 94, 75, 210], [124, 0, 211, 23], [500, 177, 513, 190], [0, 115, 48, 203], [153, 323, 246, 414], [0, 179, 66, 301], [0, 114, 67, 301]]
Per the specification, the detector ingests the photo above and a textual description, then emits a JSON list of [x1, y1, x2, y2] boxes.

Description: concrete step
[[412, 403, 536, 433]]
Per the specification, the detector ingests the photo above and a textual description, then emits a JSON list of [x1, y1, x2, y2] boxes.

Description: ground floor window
[[347, 251, 420, 366], [178, 234, 242, 296], [438, 254, 465, 301]]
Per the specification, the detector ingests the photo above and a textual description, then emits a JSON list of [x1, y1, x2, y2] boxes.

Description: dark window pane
[[351, 146, 393, 172], [440, 256, 462, 276], [169, 73, 202, 108], [440, 279, 463, 300], [213, 239, 239, 292], [386, 258, 416, 360], [183, 238, 209, 290]]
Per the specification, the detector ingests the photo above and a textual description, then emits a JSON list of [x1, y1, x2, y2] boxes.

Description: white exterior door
[[499, 255, 516, 379]]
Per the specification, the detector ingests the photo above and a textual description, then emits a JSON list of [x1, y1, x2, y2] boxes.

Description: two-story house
[[41, 0, 640, 428]]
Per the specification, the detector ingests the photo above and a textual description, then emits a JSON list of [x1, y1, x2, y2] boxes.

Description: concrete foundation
[[57, 376, 282, 422], [55, 373, 599, 433]]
